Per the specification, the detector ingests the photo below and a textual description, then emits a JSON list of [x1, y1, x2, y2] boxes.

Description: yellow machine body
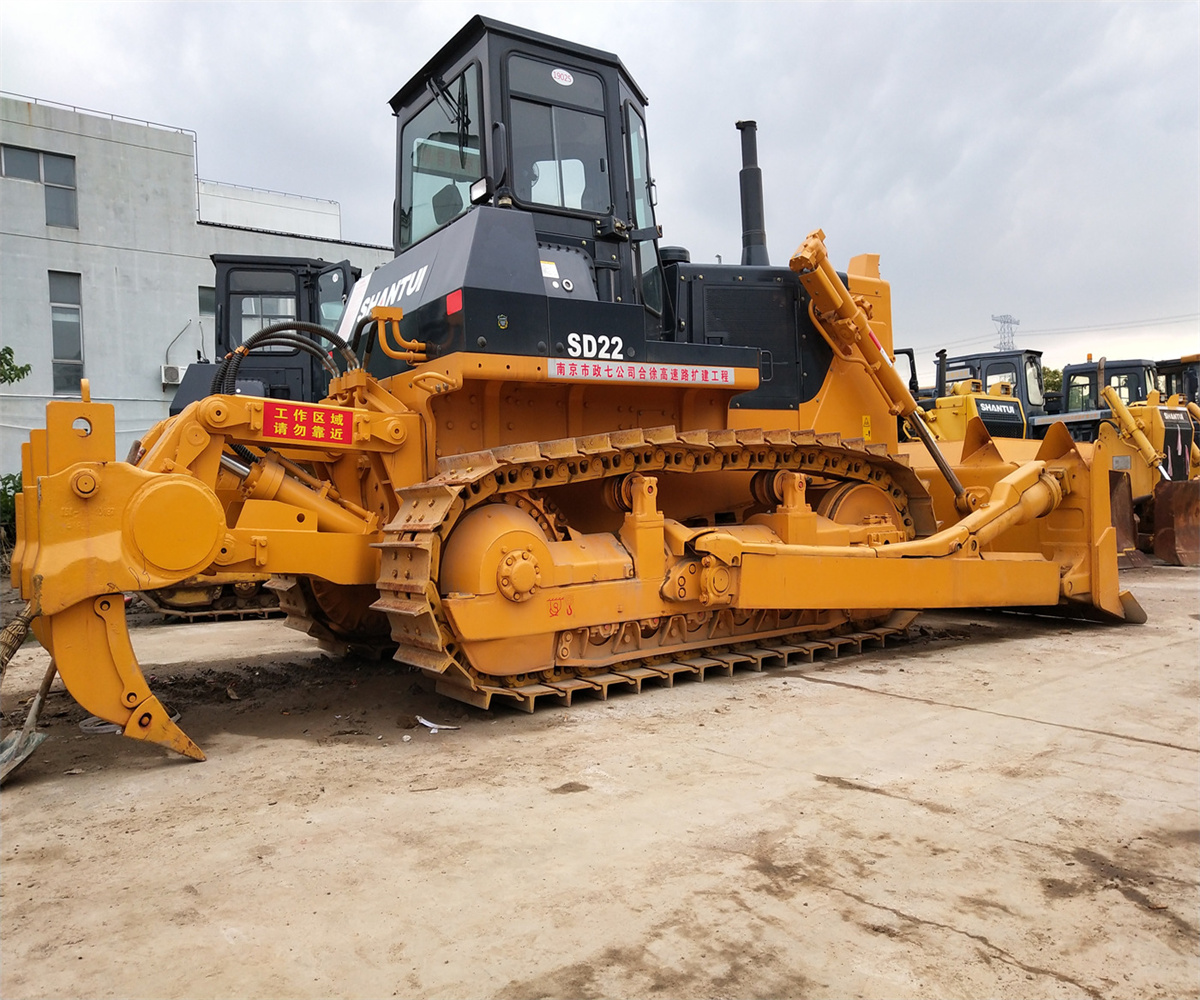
[[921, 380, 1028, 441], [12, 235, 1145, 760], [1095, 389, 1199, 565], [911, 365, 1198, 565]]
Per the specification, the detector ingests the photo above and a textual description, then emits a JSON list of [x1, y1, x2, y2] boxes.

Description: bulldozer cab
[[214, 254, 360, 398], [1157, 355, 1200, 404], [1062, 359, 1157, 413], [935, 349, 1048, 417], [362, 17, 839, 421], [171, 255, 360, 414], [344, 16, 766, 389], [390, 16, 662, 318]]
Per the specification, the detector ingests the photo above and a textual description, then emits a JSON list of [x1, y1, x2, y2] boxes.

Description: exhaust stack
[[736, 121, 769, 266]]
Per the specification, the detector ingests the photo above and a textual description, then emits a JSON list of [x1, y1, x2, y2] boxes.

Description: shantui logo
[[976, 401, 1019, 415], [356, 265, 429, 321]]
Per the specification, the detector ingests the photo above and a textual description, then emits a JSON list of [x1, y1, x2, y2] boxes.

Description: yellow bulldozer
[[910, 351, 1199, 565], [6, 17, 1144, 763]]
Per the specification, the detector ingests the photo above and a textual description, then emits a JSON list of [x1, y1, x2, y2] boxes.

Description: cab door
[[624, 101, 664, 325], [311, 260, 358, 332]]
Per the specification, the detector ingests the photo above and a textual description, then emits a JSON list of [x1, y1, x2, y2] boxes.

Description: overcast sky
[[3, 1, 1197, 380]]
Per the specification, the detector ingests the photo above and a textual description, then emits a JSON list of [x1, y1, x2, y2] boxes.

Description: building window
[[1, 145, 78, 229], [49, 272, 83, 394], [198, 286, 216, 316], [43, 154, 77, 227], [1, 145, 40, 181]]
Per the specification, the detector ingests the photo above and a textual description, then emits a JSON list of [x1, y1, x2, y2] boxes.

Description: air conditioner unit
[[161, 364, 187, 387]]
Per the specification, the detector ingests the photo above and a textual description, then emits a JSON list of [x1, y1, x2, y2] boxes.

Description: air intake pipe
[[736, 121, 769, 266]]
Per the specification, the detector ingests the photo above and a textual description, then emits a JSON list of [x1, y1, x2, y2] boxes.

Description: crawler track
[[360, 425, 932, 710]]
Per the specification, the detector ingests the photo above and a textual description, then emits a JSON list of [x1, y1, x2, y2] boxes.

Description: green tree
[[1, 471, 20, 536], [1043, 366, 1062, 393], [0, 345, 31, 384], [1, 346, 30, 561]]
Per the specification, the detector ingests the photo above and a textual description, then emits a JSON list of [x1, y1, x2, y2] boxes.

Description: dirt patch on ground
[[2, 566, 1197, 999]]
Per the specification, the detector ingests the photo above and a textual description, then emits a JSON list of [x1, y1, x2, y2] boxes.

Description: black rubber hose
[[211, 320, 359, 395], [349, 315, 375, 354], [215, 333, 341, 396], [240, 320, 358, 371], [218, 340, 334, 396]]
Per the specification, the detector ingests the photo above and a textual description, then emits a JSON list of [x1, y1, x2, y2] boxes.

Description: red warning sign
[[261, 401, 354, 445]]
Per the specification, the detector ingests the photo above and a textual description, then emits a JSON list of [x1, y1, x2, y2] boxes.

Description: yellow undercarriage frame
[[429, 423, 1144, 683], [13, 387, 1143, 761]]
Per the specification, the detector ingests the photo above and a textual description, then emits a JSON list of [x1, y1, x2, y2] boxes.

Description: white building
[[0, 95, 393, 471]]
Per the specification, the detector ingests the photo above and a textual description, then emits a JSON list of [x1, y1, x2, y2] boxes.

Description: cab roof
[[388, 15, 648, 113]]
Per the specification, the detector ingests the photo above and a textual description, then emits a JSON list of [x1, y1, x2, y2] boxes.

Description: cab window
[[508, 56, 611, 214], [1025, 357, 1045, 406], [1106, 372, 1134, 404], [316, 267, 351, 331], [984, 363, 1016, 391], [229, 269, 297, 353], [1068, 373, 1096, 410], [399, 63, 482, 249]]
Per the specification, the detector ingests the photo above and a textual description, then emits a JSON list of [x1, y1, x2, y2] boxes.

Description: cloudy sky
[[3, 1, 1196, 380]]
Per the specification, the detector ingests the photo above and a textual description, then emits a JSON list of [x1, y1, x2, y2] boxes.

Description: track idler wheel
[[815, 481, 904, 532], [438, 503, 558, 677]]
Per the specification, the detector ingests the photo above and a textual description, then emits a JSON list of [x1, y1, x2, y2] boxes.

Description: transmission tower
[[992, 314, 1019, 351]]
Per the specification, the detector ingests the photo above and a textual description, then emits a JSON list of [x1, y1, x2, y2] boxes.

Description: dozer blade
[[34, 596, 205, 761], [1152, 479, 1200, 566], [1109, 472, 1150, 569], [1036, 423, 1144, 621], [901, 419, 1144, 622]]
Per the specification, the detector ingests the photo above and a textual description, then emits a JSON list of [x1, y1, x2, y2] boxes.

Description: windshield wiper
[[427, 75, 472, 168]]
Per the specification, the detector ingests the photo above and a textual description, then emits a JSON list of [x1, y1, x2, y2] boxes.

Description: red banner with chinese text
[[261, 401, 354, 445]]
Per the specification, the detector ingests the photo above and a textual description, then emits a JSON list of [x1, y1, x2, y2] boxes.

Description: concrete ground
[[1, 564, 1196, 999]]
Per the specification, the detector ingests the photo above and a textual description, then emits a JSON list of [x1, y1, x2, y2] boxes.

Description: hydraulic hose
[[213, 338, 338, 395], [252, 321, 357, 370], [211, 321, 358, 395], [349, 314, 376, 354]]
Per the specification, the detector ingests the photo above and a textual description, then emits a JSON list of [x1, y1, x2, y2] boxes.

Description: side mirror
[[491, 122, 508, 188]]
